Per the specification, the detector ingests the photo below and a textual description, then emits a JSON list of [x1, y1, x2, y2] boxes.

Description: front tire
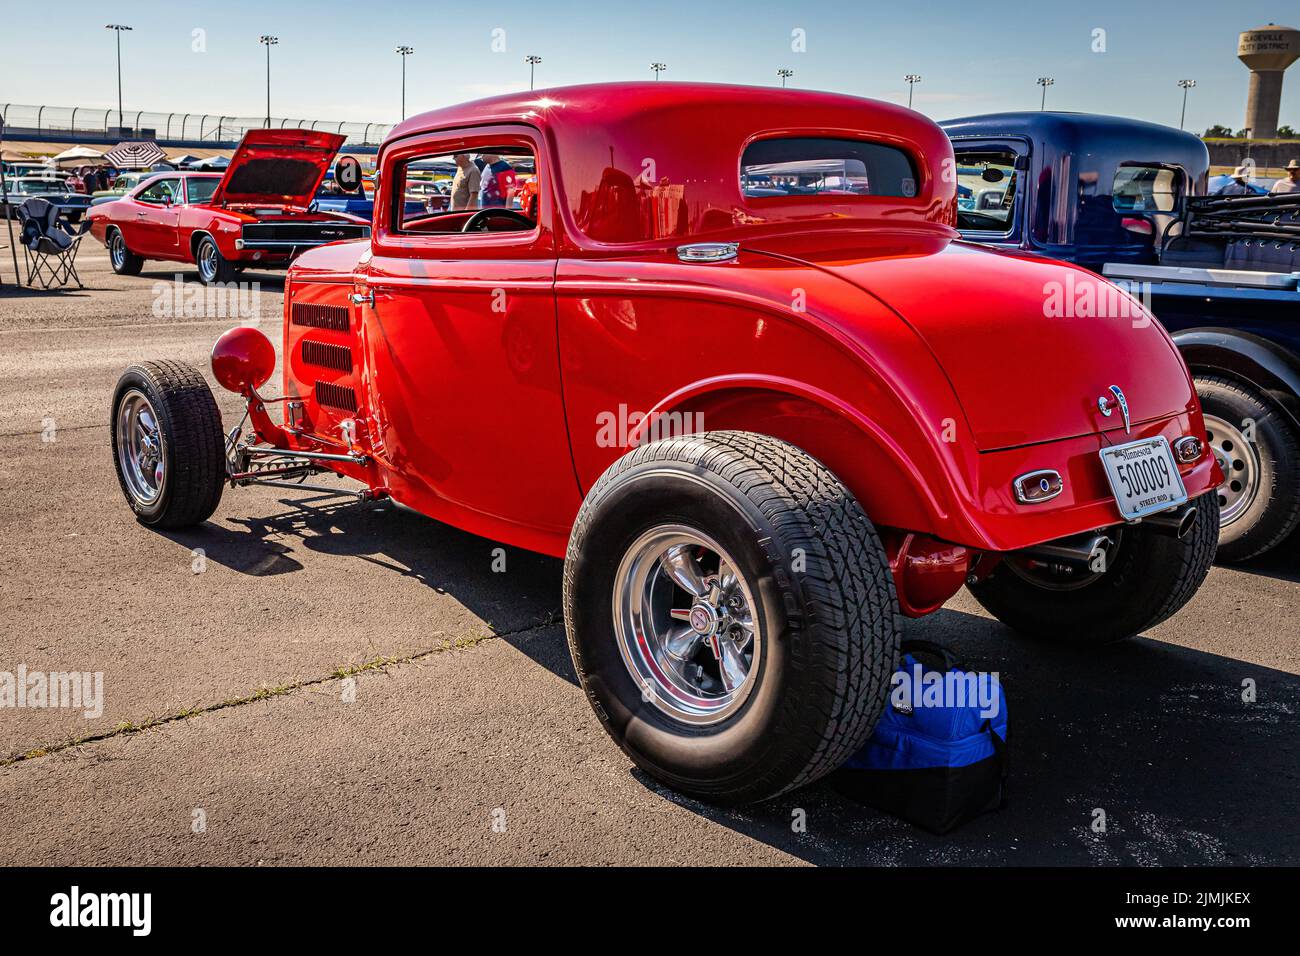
[[563, 431, 901, 805], [110, 361, 225, 528], [968, 498, 1219, 644], [195, 235, 236, 285], [1197, 375, 1300, 562]]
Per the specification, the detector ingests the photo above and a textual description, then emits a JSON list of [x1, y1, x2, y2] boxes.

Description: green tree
[[1277, 124, 1297, 138], [1203, 124, 1234, 138]]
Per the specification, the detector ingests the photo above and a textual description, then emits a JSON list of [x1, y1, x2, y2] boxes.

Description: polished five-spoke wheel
[[614, 526, 759, 725], [564, 431, 899, 805]]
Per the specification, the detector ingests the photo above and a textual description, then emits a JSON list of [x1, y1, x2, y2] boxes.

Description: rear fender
[[629, 378, 951, 537]]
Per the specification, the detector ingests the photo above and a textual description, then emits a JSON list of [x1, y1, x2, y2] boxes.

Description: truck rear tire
[[563, 431, 901, 805], [968, 499, 1219, 644], [1196, 375, 1300, 562], [110, 361, 225, 529]]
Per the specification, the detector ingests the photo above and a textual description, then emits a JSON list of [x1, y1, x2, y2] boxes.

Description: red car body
[[87, 130, 370, 277], [219, 83, 1218, 613]]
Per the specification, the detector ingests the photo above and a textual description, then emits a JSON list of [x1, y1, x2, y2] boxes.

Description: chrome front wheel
[[197, 240, 219, 284], [115, 389, 165, 507], [613, 525, 760, 725], [110, 232, 126, 270]]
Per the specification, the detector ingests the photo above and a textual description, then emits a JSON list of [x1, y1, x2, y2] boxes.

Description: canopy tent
[[167, 154, 202, 168], [192, 155, 230, 170], [52, 146, 108, 167], [104, 141, 167, 170]]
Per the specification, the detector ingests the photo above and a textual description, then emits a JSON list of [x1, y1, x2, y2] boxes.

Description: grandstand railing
[[0, 104, 393, 148]]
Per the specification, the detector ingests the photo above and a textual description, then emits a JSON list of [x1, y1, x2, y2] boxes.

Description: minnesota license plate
[[1098, 437, 1188, 520]]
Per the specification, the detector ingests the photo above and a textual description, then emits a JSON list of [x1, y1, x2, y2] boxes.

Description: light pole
[[777, 68, 794, 88], [1037, 76, 1054, 111], [651, 62, 667, 81], [105, 24, 132, 130], [397, 46, 414, 119], [1178, 79, 1196, 130], [904, 74, 922, 109], [525, 55, 542, 90], [260, 35, 279, 128]]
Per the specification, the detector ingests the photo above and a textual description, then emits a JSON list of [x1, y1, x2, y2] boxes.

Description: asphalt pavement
[[0, 254, 1296, 865]]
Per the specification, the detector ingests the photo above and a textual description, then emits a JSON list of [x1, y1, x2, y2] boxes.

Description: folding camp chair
[[17, 198, 89, 290]]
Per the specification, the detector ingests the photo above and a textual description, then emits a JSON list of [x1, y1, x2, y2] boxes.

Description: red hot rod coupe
[[87, 130, 370, 284], [110, 84, 1222, 804]]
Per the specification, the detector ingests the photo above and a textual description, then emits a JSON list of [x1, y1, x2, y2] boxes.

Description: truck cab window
[[1112, 165, 1180, 213], [955, 150, 1018, 233]]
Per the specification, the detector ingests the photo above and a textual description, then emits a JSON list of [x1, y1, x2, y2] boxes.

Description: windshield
[[741, 137, 917, 198], [954, 150, 1018, 232]]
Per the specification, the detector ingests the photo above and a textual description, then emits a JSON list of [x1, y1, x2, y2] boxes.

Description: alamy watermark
[[891, 661, 1001, 719], [0, 666, 103, 719], [152, 276, 262, 322], [595, 404, 705, 449]]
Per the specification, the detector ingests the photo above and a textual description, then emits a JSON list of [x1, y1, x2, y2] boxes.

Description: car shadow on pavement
[[0, 284, 98, 298], [156, 489, 569, 671], [136, 267, 286, 291], [1228, 533, 1300, 584], [631, 608, 1300, 866], [153, 491, 1298, 864]]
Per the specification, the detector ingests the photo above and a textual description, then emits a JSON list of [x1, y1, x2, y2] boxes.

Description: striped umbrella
[[104, 141, 167, 170]]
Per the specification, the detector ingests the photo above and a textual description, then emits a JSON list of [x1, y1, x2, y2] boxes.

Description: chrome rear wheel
[[613, 525, 759, 726]]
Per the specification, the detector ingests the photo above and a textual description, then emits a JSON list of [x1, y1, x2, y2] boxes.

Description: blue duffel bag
[[835, 640, 1008, 834]]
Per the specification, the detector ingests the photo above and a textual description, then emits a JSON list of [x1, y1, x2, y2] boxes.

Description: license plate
[[1098, 437, 1188, 520]]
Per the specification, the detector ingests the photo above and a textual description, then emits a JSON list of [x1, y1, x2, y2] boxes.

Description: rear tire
[[968, 499, 1219, 644], [107, 228, 143, 276], [563, 431, 901, 804], [1196, 375, 1300, 562], [195, 235, 236, 285], [110, 361, 225, 528]]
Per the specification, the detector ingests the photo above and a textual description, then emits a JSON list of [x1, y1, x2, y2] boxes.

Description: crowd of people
[[1212, 158, 1300, 195]]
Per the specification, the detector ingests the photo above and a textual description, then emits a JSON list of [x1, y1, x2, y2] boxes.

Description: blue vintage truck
[[940, 112, 1300, 561]]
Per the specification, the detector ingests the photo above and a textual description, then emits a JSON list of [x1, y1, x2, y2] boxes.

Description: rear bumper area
[[957, 411, 1221, 553]]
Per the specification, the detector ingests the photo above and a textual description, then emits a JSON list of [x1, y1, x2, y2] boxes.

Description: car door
[[359, 125, 581, 541], [127, 177, 182, 258]]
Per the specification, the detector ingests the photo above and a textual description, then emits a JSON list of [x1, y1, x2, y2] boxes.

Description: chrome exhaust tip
[[1022, 532, 1113, 566], [1143, 503, 1197, 540]]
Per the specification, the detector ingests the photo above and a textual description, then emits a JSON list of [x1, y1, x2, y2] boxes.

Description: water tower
[[1238, 23, 1300, 138]]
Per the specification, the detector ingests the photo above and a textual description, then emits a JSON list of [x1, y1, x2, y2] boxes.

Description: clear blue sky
[[2, 0, 1296, 134]]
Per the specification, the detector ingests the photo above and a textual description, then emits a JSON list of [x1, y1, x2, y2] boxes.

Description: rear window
[[741, 137, 917, 199], [1113, 165, 1181, 213]]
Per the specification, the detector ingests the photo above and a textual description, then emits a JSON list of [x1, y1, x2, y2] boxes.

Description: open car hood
[[209, 129, 346, 209]]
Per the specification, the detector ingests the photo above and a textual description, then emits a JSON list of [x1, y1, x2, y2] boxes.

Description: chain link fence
[[1, 104, 393, 147]]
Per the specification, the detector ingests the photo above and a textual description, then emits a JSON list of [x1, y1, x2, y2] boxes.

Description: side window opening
[[138, 179, 180, 205], [393, 146, 538, 236], [954, 150, 1018, 233]]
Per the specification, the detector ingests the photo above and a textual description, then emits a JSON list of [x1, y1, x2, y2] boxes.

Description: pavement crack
[[1, 612, 561, 767]]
